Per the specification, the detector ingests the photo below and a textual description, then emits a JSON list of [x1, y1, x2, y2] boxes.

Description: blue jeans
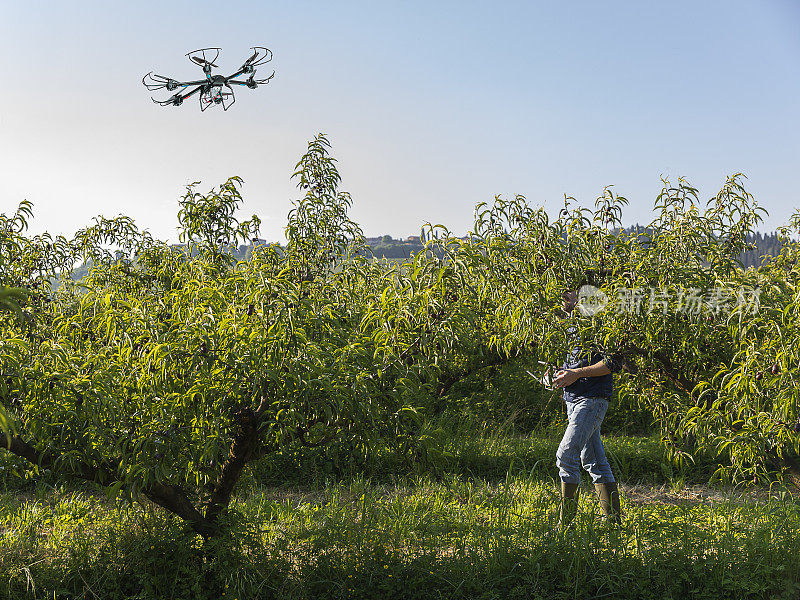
[[556, 396, 615, 485]]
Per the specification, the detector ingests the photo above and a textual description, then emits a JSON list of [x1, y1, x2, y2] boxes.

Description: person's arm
[[552, 360, 611, 388]]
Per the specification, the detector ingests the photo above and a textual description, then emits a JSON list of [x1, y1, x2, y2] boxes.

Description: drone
[[142, 47, 274, 111]]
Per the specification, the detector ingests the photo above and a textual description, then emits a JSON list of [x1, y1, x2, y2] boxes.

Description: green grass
[[1, 430, 799, 600], [248, 418, 717, 491], [0, 357, 797, 599]]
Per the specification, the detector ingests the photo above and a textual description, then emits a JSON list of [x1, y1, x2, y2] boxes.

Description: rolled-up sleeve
[[602, 352, 623, 374]]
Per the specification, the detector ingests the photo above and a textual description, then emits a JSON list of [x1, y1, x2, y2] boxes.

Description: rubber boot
[[594, 481, 622, 525], [558, 482, 580, 532]]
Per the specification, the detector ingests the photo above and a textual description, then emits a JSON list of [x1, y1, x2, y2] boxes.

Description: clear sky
[[1, 1, 798, 244]]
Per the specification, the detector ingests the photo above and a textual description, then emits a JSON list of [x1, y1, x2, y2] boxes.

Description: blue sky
[[1, 1, 798, 243]]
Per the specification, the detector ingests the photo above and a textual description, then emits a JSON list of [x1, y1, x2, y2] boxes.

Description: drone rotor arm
[[227, 67, 274, 89], [152, 85, 204, 107], [227, 68, 248, 79], [180, 85, 204, 99], [174, 79, 210, 87], [142, 72, 181, 91]]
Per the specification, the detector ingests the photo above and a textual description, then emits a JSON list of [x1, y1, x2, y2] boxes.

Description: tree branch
[[204, 408, 258, 524], [623, 346, 700, 398], [2, 433, 219, 538], [144, 482, 218, 538], [2, 434, 113, 482], [435, 351, 506, 398]]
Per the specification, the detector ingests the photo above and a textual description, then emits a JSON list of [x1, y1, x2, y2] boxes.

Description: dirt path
[[621, 481, 784, 506]]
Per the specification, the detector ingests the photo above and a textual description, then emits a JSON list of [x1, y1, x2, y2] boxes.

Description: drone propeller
[[142, 72, 180, 91], [239, 46, 273, 73], [186, 47, 221, 69], [190, 56, 218, 68]]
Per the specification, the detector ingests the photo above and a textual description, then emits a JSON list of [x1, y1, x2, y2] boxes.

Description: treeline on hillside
[[618, 225, 795, 269], [365, 226, 795, 265], [364, 234, 425, 259], [67, 225, 793, 280]]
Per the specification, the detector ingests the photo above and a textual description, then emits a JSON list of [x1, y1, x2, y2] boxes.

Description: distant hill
[[364, 235, 425, 259], [616, 225, 796, 269], [65, 227, 795, 281]]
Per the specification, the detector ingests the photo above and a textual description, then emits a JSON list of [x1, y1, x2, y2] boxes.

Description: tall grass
[[1, 436, 799, 599], [0, 357, 796, 599]]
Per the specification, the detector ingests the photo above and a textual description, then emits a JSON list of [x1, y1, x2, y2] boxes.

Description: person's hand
[[552, 369, 580, 389]]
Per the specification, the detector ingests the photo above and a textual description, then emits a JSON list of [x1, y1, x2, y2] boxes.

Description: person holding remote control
[[551, 287, 623, 531]]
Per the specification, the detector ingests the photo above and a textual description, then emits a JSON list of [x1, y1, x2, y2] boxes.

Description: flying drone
[[142, 47, 274, 111]]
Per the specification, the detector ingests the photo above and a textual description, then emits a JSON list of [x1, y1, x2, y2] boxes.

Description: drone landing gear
[[200, 84, 235, 111]]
